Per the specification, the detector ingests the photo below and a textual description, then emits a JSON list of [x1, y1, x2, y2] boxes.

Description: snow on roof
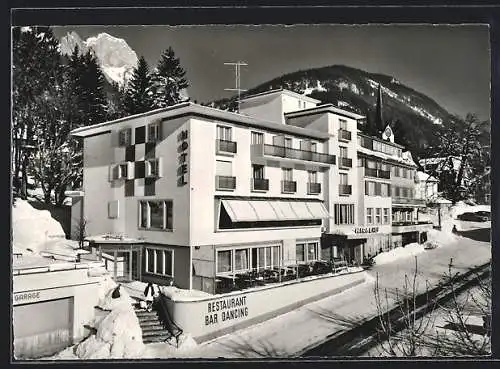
[[86, 235, 144, 244], [71, 102, 330, 141], [416, 171, 438, 182], [240, 88, 321, 104]]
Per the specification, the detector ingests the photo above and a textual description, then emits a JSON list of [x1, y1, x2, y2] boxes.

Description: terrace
[[215, 258, 353, 295]]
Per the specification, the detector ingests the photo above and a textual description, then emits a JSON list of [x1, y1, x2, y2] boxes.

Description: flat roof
[[70, 102, 330, 141], [285, 103, 365, 121], [240, 88, 321, 104]]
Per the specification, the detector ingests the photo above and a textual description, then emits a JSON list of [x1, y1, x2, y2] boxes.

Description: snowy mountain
[[211, 65, 455, 157], [60, 31, 138, 87]]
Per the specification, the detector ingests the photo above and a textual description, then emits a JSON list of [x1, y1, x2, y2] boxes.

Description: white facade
[[71, 89, 430, 293]]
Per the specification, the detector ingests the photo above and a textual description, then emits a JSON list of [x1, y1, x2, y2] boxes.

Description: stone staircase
[[135, 308, 172, 344]]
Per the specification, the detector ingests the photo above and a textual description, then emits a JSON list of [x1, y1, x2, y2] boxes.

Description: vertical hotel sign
[[177, 129, 189, 186]]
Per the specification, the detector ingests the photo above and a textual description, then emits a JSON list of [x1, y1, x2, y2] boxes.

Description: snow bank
[[160, 286, 212, 301], [373, 243, 424, 266], [73, 282, 145, 359], [12, 199, 66, 254]]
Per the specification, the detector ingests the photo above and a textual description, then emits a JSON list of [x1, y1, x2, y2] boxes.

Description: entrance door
[[115, 250, 140, 282]]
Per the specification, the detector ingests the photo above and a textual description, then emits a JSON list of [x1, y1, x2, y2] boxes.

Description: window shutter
[[127, 162, 135, 180], [157, 157, 163, 178], [108, 200, 119, 219], [109, 165, 115, 181], [112, 165, 119, 180], [365, 181, 369, 195]]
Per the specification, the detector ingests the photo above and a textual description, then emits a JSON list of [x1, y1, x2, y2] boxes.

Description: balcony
[[252, 178, 269, 192], [281, 180, 297, 194], [339, 157, 352, 169], [365, 167, 391, 179], [392, 221, 433, 233], [307, 182, 321, 194], [391, 196, 426, 207], [339, 184, 352, 196], [216, 139, 237, 155], [216, 176, 236, 191], [338, 128, 352, 142], [251, 143, 336, 168]]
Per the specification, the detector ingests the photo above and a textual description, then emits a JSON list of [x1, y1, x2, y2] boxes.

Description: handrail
[[154, 292, 183, 347]]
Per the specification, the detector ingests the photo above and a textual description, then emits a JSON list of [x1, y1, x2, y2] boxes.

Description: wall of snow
[[12, 199, 66, 253]]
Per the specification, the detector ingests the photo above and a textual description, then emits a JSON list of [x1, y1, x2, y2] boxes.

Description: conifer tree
[[151, 47, 189, 108], [124, 56, 154, 114]]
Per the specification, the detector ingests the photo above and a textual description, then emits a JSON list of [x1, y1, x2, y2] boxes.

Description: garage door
[[13, 297, 73, 359]]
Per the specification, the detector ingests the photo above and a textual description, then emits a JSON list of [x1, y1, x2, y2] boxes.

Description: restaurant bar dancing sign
[[205, 295, 249, 325]]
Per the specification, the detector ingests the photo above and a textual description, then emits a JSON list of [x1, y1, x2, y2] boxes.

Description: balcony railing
[[281, 180, 297, 194], [391, 196, 426, 205], [216, 175, 236, 190], [392, 221, 433, 226], [339, 157, 353, 168], [365, 167, 391, 179], [339, 184, 352, 195], [308, 182, 321, 194], [216, 139, 237, 154], [252, 178, 269, 191], [263, 144, 336, 165], [338, 128, 352, 141]]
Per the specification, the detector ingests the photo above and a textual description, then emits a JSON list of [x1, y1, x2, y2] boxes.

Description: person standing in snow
[[143, 282, 156, 312]]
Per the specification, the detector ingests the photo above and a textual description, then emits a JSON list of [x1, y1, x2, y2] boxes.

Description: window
[[394, 166, 401, 177], [375, 208, 381, 224], [307, 243, 318, 261], [234, 249, 249, 271], [251, 131, 264, 145], [375, 182, 382, 196], [139, 200, 173, 230], [308, 171, 317, 183], [340, 173, 348, 185], [217, 250, 232, 273], [296, 244, 305, 262], [310, 142, 317, 152], [119, 128, 132, 146], [381, 183, 390, 197], [367, 208, 373, 224], [339, 119, 348, 130], [402, 167, 408, 179], [272, 246, 280, 267], [334, 204, 355, 225], [383, 208, 390, 224], [284, 137, 293, 148], [282, 168, 293, 181], [148, 122, 161, 142], [146, 158, 161, 178], [339, 146, 348, 158], [298, 100, 302, 109], [217, 125, 232, 141], [253, 165, 265, 179], [365, 181, 375, 196], [145, 247, 173, 276]]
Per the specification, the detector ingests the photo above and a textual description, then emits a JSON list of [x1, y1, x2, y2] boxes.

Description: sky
[[52, 24, 491, 121]]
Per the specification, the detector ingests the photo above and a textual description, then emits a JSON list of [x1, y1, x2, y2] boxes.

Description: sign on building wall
[[177, 130, 189, 186], [354, 227, 379, 234], [204, 295, 249, 326]]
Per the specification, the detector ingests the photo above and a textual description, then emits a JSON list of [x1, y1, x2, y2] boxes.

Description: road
[[144, 227, 491, 358]]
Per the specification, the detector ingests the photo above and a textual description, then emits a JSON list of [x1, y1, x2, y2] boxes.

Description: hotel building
[[70, 89, 431, 294]]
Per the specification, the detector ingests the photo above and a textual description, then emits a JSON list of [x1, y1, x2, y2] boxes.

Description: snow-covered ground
[[12, 199, 87, 261], [19, 199, 491, 359]]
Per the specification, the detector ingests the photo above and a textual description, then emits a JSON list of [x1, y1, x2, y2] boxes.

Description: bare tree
[[373, 257, 439, 356], [372, 257, 491, 357], [76, 217, 88, 249]]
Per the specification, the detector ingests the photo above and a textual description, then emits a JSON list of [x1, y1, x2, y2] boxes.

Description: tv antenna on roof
[[224, 61, 248, 113]]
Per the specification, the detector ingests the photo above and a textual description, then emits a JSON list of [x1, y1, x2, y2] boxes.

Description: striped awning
[[221, 199, 330, 222]]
